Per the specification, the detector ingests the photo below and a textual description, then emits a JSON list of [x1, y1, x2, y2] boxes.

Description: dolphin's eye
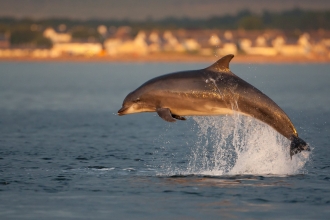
[[133, 98, 140, 103]]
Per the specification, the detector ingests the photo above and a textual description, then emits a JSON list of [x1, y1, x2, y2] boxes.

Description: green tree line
[[0, 8, 329, 47]]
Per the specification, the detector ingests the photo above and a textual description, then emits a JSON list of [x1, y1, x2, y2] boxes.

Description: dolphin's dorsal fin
[[206, 54, 234, 73]]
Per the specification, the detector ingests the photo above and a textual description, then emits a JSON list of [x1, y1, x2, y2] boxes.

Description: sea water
[[0, 61, 329, 219]]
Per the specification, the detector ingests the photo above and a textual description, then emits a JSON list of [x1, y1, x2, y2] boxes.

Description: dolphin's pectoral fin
[[156, 108, 176, 122], [172, 114, 186, 120]]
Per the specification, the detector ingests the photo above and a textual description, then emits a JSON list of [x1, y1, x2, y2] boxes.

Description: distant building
[[43, 28, 72, 43], [4, 28, 321, 59], [217, 31, 238, 56], [313, 34, 330, 57], [163, 31, 185, 52], [240, 34, 277, 56], [104, 38, 122, 56], [104, 31, 149, 56], [209, 34, 221, 46], [183, 38, 201, 52], [148, 31, 162, 53], [199, 34, 220, 56], [52, 42, 102, 56], [274, 33, 311, 56], [133, 31, 149, 55], [217, 43, 238, 56]]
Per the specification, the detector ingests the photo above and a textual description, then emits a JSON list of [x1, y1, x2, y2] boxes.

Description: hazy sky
[[1, 0, 330, 20]]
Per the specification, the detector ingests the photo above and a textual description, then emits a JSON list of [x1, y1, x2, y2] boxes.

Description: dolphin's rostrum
[[118, 54, 310, 158]]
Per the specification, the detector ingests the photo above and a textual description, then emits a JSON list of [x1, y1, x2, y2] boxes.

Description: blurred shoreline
[[0, 54, 329, 63]]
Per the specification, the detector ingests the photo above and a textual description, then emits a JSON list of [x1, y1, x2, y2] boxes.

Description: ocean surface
[[0, 61, 329, 219]]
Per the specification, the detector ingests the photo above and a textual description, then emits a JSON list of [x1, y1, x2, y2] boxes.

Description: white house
[[148, 31, 162, 53], [217, 43, 237, 56], [163, 31, 185, 52], [43, 28, 72, 43], [51, 43, 102, 56], [183, 38, 201, 52], [104, 31, 149, 56], [275, 33, 311, 56], [239, 35, 277, 56]]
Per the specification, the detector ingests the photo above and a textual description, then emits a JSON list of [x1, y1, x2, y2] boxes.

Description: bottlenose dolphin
[[118, 54, 309, 158]]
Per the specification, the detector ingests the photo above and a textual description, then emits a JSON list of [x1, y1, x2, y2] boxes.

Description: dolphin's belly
[[170, 104, 235, 116], [175, 109, 234, 116]]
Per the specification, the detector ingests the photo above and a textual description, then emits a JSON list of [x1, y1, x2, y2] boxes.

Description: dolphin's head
[[118, 89, 156, 116]]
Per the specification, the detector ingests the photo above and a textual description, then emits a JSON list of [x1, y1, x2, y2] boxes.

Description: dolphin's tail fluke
[[290, 135, 310, 159]]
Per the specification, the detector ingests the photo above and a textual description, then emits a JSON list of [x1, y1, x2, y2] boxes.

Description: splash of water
[[158, 113, 310, 176]]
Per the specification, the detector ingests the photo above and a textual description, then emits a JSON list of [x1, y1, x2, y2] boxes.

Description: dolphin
[[118, 54, 310, 158]]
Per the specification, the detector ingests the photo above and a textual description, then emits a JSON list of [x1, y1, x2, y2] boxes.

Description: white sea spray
[[159, 114, 310, 176]]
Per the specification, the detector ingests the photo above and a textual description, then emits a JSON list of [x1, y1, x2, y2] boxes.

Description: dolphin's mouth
[[117, 106, 129, 116]]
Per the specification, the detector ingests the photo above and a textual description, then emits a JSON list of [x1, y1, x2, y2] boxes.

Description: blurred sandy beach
[[1, 54, 329, 63]]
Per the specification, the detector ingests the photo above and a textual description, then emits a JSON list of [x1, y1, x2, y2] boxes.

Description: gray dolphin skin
[[118, 54, 310, 158]]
